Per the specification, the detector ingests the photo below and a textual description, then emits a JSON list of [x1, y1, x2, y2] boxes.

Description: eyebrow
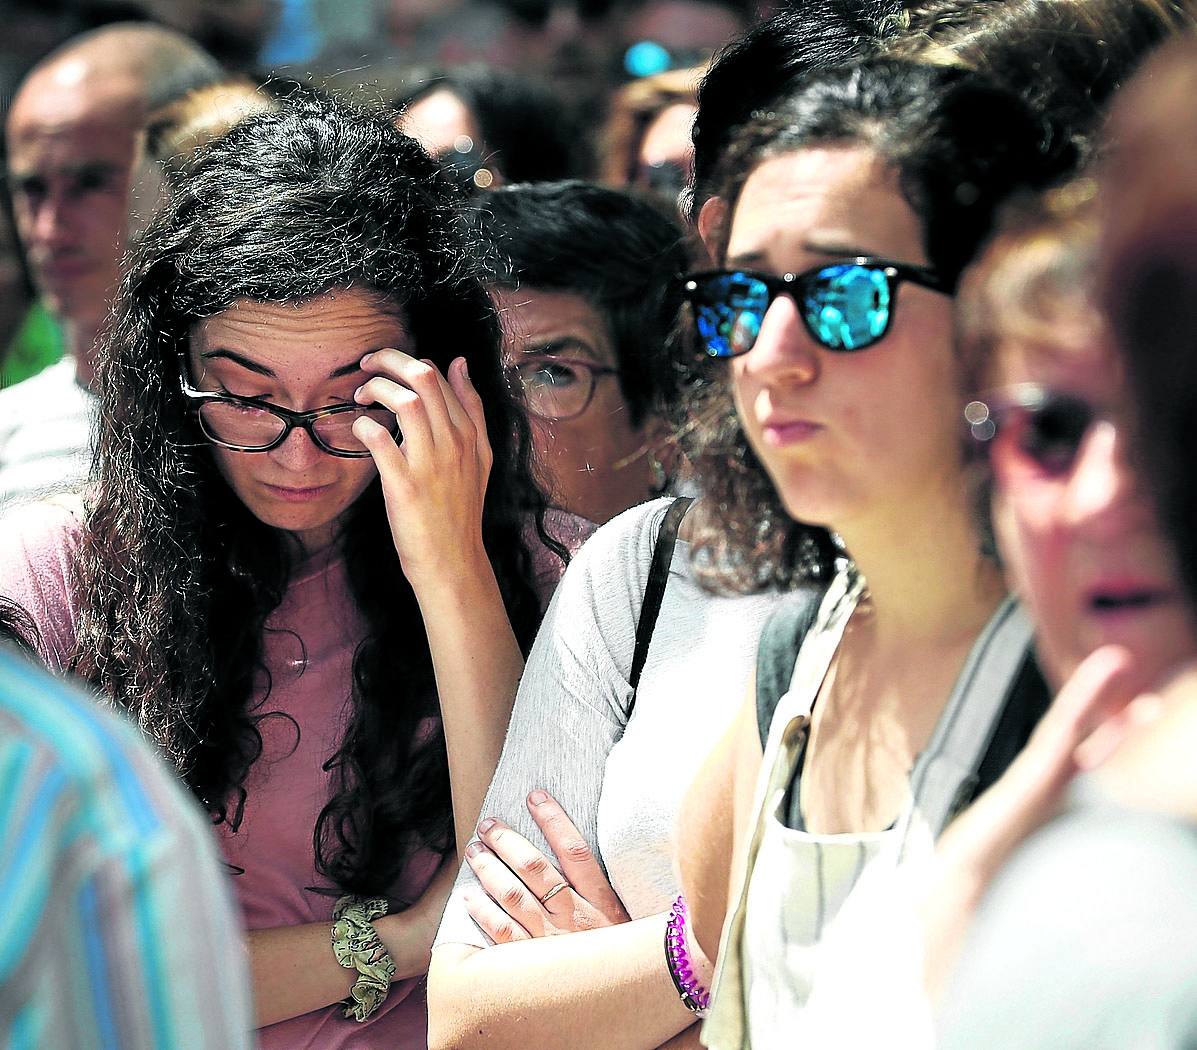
[[10, 161, 123, 184], [726, 243, 874, 271], [200, 348, 365, 380], [520, 337, 601, 362]]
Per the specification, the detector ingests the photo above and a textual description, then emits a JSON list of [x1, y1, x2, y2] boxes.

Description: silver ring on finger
[[538, 882, 569, 905]]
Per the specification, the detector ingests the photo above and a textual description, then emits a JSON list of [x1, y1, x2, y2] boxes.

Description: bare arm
[[251, 857, 457, 1028], [356, 350, 524, 853], [657, 1025, 704, 1049], [676, 680, 763, 959], [428, 922, 695, 1050]]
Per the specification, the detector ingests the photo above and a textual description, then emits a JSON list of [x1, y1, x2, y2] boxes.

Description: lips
[[263, 483, 334, 502], [35, 255, 92, 282], [761, 418, 823, 446], [1087, 582, 1176, 616]]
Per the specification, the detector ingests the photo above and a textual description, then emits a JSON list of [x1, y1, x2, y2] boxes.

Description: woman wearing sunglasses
[[928, 147, 1197, 1045], [662, 59, 1077, 1046], [0, 90, 566, 1048]]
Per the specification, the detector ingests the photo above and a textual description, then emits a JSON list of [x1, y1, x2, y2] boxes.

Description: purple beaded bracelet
[[664, 894, 711, 1017]]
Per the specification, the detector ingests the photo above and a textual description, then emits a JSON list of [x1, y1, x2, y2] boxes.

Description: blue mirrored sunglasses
[[681, 258, 952, 358]]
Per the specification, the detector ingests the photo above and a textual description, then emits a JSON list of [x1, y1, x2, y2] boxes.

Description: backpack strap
[[627, 497, 694, 712]]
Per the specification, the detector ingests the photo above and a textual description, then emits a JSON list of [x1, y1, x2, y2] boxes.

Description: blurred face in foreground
[[983, 301, 1197, 691]]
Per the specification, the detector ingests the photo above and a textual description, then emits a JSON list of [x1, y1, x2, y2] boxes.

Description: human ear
[[696, 196, 728, 263]]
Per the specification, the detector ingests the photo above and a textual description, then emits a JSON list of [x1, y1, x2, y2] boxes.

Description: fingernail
[[477, 817, 497, 835], [460, 358, 469, 379], [360, 352, 373, 365], [466, 840, 487, 857], [528, 789, 549, 806], [354, 385, 365, 402]]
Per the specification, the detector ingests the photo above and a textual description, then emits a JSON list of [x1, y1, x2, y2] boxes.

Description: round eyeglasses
[[505, 357, 619, 422], [179, 362, 397, 458]]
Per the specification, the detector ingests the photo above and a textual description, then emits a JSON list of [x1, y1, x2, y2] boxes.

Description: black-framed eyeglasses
[[505, 356, 620, 421], [178, 355, 397, 458], [681, 257, 952, 358], [964, 383, 1107, 479]]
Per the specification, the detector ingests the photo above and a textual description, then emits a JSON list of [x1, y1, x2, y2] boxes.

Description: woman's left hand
[[463, 790, 631, 942], [352, 350, 492, 587]]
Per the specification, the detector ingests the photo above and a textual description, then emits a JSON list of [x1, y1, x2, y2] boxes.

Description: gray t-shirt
[[939, 797, 1197, 1049], [435, 497, 782, 946]]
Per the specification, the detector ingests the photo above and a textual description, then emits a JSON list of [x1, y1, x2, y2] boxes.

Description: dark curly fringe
[[71, 87, 552, 897]]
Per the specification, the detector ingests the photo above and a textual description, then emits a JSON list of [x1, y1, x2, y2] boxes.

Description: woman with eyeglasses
[[476, 180, 686, 527], [0, 89, 571, 1048], [655, 58, 1079, 1046]]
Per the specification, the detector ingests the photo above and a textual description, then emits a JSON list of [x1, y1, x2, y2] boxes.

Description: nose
[[267, 424, 327, 472], [28, 188, 75, 249], [735, 296, 820, 386], [1060, 419, 1151, 539]]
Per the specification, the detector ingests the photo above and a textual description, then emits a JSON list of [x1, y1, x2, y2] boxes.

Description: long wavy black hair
[[684, 59, 1076, 593], [71, 88, 552, 898]]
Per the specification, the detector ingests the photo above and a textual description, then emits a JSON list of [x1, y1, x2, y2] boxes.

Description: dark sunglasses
[[681, 258, 951, 358], [965, 384, 1103, 478]]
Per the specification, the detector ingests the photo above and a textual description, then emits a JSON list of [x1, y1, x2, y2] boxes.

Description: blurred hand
[[923, 645, 1143, 999]]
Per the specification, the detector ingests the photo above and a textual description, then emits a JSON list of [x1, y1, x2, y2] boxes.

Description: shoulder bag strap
[[627, 496, 694, 711]]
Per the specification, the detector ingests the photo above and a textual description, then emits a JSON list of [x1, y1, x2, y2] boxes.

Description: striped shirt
[[0, 646, 254, 1049]]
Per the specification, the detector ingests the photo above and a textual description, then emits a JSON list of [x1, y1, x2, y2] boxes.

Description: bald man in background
[[0, 23, 222, 508]]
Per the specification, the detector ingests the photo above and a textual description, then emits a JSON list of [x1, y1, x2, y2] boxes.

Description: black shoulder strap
[[754, 584, 829, 747], [628, 497, 694, 708]]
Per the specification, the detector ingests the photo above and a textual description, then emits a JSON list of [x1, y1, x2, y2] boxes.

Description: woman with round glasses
[[0, 89, 565, 1048], [662, 59, 1075, 1045], [475, 180, 687, 526]]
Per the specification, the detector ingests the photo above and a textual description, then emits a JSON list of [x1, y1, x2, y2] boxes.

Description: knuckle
[[498, 884, 525, 911], [411, 361, 438, 386], [493, 920, 520, 943], [561, 839, 594, 865], [521, 853, 552, 881]]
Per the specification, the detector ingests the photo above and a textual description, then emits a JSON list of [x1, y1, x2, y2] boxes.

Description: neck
[[834, 480, 1005, 650], [63, 315, 103, 390]]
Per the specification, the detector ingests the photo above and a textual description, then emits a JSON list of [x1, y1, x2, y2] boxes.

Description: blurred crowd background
[[0, 0, 771, 369]]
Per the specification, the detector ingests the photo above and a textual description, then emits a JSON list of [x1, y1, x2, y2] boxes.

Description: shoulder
[[522, 498, 680, 695], [0, 646, 216, 882], [551, 497, 679, 616], [575, 497, 677, 577], [0, 359, 86, 420], [0, 499, 85, 668], [0, 648, 251, 1035]]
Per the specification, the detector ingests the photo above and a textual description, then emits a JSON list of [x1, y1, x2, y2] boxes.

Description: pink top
[[0, 500, 592, 1049]]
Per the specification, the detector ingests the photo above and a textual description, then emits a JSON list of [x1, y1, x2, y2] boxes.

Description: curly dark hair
[[684, 59, 1076, 593], [70, 88, 551, 898]]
